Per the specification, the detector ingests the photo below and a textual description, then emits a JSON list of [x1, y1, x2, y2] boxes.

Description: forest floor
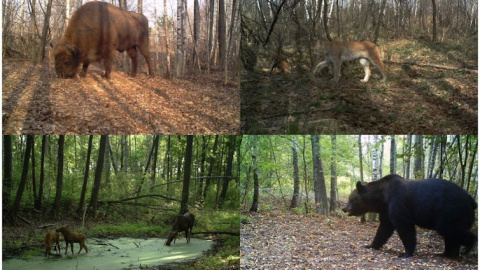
[[241, 211, 478, 270], [241, 39, 477, 134], [2, 59, 240, 134]]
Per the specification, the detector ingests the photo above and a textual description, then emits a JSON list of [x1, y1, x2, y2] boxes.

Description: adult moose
[[165, 212, 195, 246], [53, 1, 154, 78]]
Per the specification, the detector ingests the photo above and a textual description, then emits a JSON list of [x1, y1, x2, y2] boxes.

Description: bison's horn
[[65, 43, 77, 54]]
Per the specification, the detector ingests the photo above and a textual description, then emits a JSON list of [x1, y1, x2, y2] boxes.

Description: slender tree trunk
[[35, 135, 47, 210], [3, 135, 13, 212], [218, 136, 236, 208], [164, 0, 171, 78], [88, 135, 107, 217], [77, 135, 93, 214], [290, 138, 300, 209], [180, 136, 193, 214], [203, 135, 219, 200], [51, 136, 65, 219], [431, 0, 437, 42], [176, 0, 186, 77], [414, 135, 424, 179], [390, 135, 396, 175], [250, 136, 259, 212], [207, 0, 215, 72], [329, 135, 337, 212], [323, 0, 332, 40], [193, 0, 200, 73], [311, 135, 329, 215], [8, 135, 34, 225], [38, 0, 53, 62], [358, 135, 364, 183], [151, 135, 160, 190]]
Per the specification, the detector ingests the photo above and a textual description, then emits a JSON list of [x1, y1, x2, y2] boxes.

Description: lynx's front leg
[[332, 59, 342, 82], [359, 58, 371, 82], [314, 60, 331, 73]]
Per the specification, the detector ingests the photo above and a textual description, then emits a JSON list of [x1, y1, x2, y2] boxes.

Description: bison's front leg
[[128, 48, 138, 77], [80, 62, 90, 77], [104, 50, 114, 79]]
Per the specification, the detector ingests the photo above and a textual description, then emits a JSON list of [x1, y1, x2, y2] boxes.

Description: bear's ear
[[356, 182, 366, 193]]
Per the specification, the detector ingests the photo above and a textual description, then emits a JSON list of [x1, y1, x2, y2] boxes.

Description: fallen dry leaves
[[241, 64, 477, 134], [3, 59, 239, 134], [241, 211, 477, 269]]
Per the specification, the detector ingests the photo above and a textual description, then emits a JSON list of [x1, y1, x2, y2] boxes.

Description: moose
[[44, 232, 61, 257], [56, 227, 88, 254], [164, 212, 195, 246]]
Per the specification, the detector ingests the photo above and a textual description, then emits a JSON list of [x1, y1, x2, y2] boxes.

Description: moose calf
[[44, 232, 61, 257], [56, 227, 88, 254]]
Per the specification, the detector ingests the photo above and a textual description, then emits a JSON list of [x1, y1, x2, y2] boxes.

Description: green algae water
[[3, 237, 214, 270]]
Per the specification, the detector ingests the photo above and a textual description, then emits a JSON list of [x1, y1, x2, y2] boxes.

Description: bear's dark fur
[[342, 174, 476, 258]]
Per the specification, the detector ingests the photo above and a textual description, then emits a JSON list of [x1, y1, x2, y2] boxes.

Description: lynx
[[314, 41, 386, 82]]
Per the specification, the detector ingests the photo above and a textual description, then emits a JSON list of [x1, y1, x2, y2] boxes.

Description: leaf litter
[[3, 59, 239, 134], [241, 211, 477, 270]]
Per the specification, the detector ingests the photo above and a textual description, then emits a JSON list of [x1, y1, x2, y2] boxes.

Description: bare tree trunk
[[311, 135, 329, 215], [8, 135, 34, 225], [323, 0, 332, 41], [164, 0, 171, 78], [390, 135, 396, 175], [329, 135, 337, 212], [3, 136, 13, 212], [414, 135, 424, 179], [218, 0, 226, 68], [290, 138, 300, 209], [193, 0, 200, 74], [180, 136, 193, 214], [28, 0, 38, 61], [207, 0, 215, 73], [249, 135, 259, 212], [38, 0, 53, 63], [77, 135, 93, 214], [431, 0, 437, 42], [176, 0, 186, 77], [51, 135, 65, 220], [88, 135, 107, 218]]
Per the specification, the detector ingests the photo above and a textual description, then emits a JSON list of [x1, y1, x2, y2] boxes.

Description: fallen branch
[[99, 194, 180, 204], [192, 231, 240, 236], [39, 223, 57, 229], [387, 60, 477, 70], [17, 215, 31, 225]]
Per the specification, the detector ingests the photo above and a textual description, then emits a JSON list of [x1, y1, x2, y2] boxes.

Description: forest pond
[[3, 237, 214, 270]]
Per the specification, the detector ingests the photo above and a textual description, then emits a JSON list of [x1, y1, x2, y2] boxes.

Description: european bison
[[53, 1, 154, 78]]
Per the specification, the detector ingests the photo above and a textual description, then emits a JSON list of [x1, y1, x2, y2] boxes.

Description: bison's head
[[53, 42, 80, 78]]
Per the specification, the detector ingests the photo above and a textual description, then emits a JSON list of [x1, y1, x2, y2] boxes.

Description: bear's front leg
[[394, 222, 417, 258], [366, 214, 394, 249]]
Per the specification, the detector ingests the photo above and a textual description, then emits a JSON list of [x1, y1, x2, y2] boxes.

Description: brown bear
[[342, 174, 476, 258]]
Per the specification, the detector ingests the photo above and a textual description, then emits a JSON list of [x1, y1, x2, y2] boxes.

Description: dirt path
[[241, 211, 477, 269], [241, 66, 477, 134], [3, 59, 239, 134]]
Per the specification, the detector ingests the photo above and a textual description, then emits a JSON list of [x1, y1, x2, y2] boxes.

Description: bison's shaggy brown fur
[[53, 1, 154, 78]]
